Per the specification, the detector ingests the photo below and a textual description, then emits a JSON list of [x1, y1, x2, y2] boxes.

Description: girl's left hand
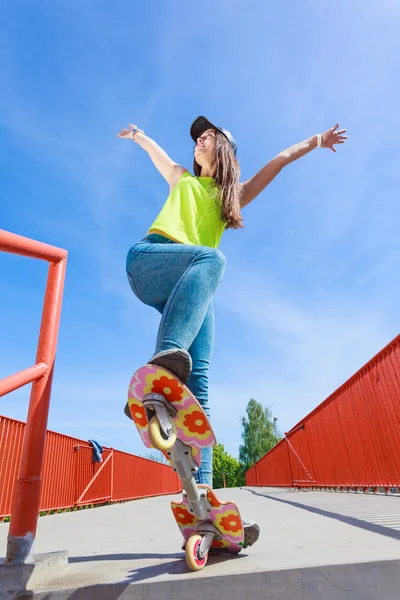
[[321, 123, 347, 152]]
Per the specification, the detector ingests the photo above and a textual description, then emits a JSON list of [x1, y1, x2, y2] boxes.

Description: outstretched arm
[[240, 123, 347, 208], [117, 124, 187, 190]]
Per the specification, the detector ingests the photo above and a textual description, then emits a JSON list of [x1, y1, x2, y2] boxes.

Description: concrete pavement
[[1, 487, 400, 598]]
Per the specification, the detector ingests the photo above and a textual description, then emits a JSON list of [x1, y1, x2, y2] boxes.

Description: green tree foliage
[[212, 443, 245, 488], [239, 399, 279, 472]]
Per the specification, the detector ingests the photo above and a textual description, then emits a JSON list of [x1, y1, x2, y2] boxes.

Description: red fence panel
[[40, 431, 88, 510], [251, 439, 292, 487], [247, 335, 400, 491], [0, 416, 25, 519], [111, 450, 180, 501], [74, 447, 113, 506], [246, 465, 258, 486], [0, 415, 181, 520], [286, 426, 315, 485]]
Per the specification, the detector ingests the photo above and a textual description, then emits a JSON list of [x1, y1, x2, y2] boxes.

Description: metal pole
[[6, 257, 67, 564]]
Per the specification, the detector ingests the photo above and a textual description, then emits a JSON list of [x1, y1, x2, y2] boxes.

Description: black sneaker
[[243, 520, 260, 548], [148, 348, 192, 384], [124, 402, 133, 420], [124, 349, 192, 420], [181, 520, 260, 552]]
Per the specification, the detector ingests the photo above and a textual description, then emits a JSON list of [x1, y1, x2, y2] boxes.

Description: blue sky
[[1, 0, 399, 459]]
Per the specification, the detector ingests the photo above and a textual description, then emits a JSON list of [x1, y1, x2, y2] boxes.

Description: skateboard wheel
[[148, 415, 176, 451], [185, 534, 208, 571]]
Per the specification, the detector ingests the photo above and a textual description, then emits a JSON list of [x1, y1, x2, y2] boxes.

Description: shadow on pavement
[[68, 551, 183, 563], [22, 551, 246, 599], [58, 549, 245, 587], [244, 488, 400, 541]]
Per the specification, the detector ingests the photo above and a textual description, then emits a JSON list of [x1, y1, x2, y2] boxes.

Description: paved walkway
[[1, 487, 400, 598]]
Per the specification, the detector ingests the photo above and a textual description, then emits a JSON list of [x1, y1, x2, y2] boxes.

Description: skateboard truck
[[143, 392, 216, 521], [166, 439, 214, 521], [143, 393, 177, 439], [194, 522, 222, 558], [166, 440, 223, 568], [143, 393, 222, 567]]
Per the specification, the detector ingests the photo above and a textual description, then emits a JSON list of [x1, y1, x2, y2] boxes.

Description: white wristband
[[316, 133, 322, 148], [130, 128, 143, 142]]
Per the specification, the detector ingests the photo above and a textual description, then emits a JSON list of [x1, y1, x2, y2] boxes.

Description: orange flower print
[[183, 410, 207, 435], [129, 403, 147, 428], [207, 491, 220, 508], [219, 514, 241, 534], [172, 506, 195, 526], [151, 376, 184, 402], [211, 539, 225, 548]]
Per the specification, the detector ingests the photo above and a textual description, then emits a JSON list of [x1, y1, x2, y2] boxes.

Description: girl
[[117, 116, 347, 546]]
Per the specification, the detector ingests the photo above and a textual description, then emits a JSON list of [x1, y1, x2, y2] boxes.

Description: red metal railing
[[0, 414, 181, 520], [0, 229, 68, 563], [247, 334, 400, 491]]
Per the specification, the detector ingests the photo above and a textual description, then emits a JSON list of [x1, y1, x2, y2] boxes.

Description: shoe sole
[[243, 523, 260, 548], [148, 349, 192, 384]]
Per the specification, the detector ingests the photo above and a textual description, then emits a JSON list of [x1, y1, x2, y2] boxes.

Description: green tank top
[[148, 172, 226, 248]]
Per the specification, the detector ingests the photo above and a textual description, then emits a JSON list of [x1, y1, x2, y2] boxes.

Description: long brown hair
[[193, 131, 243, 229]]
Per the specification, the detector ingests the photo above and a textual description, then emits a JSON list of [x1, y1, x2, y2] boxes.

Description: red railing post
[[0, 229, 67, 564]]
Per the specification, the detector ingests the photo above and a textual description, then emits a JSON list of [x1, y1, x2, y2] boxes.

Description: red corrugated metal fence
[[0, 414, 181, 520], [247, 334, 400, 491]]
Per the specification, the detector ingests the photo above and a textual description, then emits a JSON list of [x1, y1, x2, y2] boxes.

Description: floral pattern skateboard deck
[[128, 364, 216, 466], [171, 486, 244, 553]]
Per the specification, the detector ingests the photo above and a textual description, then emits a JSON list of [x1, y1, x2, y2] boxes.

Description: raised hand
[[321, 123, 347, 152], [116, 123, 137, 139]]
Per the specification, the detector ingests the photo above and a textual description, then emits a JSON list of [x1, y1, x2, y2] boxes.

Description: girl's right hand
[[116, 123, 137, 139]]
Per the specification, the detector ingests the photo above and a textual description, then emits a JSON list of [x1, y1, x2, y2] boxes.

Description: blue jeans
[[126, 233, 227, 486]]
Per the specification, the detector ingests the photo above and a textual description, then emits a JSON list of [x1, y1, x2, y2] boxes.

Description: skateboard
[[128, 364, 244, 570]]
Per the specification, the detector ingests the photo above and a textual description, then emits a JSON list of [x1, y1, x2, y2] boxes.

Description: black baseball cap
[[190, 116, 237, 156]]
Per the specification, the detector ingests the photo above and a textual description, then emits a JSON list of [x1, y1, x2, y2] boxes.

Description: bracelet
[[130, 128, 144, 142], [316, 133, 322, 148]]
